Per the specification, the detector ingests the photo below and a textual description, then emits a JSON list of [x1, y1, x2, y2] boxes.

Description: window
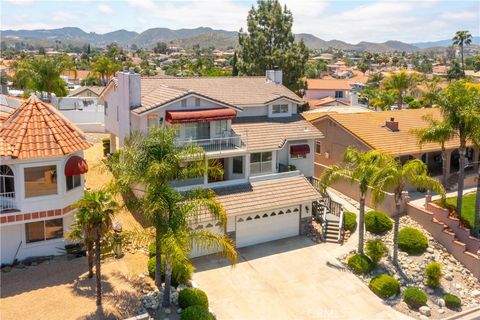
[[181, 100, 187, 108], [250, 152, 272, 174], [272, 104, 289, 114], [116, 105, 119, 121], [195, 98, 201, 107], [25, 218, 63, 243], [315, 141, 321, 154], [1, 165, 15, 194], [215, 120, 228, 136], [291, 153, 307, 159], [184, 122, 210, 140], [335, 91, 344, 99], [66, 174, 81, 191], [104, 101, 108, 116], [233, 156, 243, 174], [24, 165, 57, 198]]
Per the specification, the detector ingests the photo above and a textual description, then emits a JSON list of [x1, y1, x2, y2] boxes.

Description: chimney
[[266, 68, 283, 84], [385, 117, 399, 132]]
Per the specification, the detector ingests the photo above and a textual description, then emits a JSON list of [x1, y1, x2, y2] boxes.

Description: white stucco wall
[[305, 89, 351, 103]]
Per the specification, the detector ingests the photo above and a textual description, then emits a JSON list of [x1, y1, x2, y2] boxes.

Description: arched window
[[0, 165, 15, 194]]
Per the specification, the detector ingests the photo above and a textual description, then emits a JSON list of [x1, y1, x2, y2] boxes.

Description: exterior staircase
[[446, 172, 459, 191], [324, 216, 342, 243]]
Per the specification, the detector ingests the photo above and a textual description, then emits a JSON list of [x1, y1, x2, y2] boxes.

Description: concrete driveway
[[192, 236, 411, 320]]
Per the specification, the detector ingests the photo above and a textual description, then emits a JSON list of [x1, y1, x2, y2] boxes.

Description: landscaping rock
[[472, 290, 480, 298], [1, 266, 12, 273], [164, 308, 171, 315], [438, 309, 445, 314], [444, 273, 453, 281], [437, 298, 445, 308], [419, 306, 431, 316]]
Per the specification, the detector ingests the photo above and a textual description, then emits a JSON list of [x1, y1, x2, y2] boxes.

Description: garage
[[235, 206, 300, 248], [190, 221, 223, 258]]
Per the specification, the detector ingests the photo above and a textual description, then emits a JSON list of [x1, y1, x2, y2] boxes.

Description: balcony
[[175, 134, 245, 153], [0, 192, 17, 213]]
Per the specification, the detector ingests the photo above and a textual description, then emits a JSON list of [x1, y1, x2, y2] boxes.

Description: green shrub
[[408, 100, 422, 109], [348, 254, 374, 275], [365, 211, 393, 235], [369, 274, 400, 299], [343, 211, 357, 232], [398, 227, 429, 255], [102, 138, 110, 156], [147, 256, 193, 287], [444, 294, 461, 309], [365, 239, 387, 265], [425, 262, 442, 287], [180, 306, 215, 320], [179, 288, 209, 309], [403, 287, 427, 309], [148, 242, 156, 258]]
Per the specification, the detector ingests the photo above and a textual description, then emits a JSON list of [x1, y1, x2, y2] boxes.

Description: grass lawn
[[444, 192, 477, 231]]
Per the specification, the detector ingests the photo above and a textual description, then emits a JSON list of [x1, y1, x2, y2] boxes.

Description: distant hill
[[412, 36, 480, 49], [0, 26, 428, 52]]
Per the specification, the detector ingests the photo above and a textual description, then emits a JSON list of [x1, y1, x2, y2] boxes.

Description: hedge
[[365, 211, 393, 235], [369, 274, 400, 299], [403, 287, 427, 309], [180, 306, 215, 320], [444, 294, 461, 309], [343, 211, 357, 233], [179, 288, 209, 309], [147, 256, 193, 287], [398, 227, 429, 255], [348, 254, 374, 275]]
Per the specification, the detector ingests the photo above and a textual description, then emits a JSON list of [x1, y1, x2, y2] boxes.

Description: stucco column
[[110, 133, 117, 153], [203, 156, 208, 185]]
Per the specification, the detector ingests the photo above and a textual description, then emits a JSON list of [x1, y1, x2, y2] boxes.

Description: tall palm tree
[[371, 157, 445, 266], [411, 114, 454, 187], [106, 127, 224, 302], [320, 147, 387, 254], [92, 56, 121, 85], [383, 70, 417, 110], [421, 76, 442, 107], [438, 80, 479, 217], [473, 133, 480, 238], [73, 190, 118, 307], [67, 208, 96, 278], [452, 31, 472, 75], [12, 55, 75, 101]]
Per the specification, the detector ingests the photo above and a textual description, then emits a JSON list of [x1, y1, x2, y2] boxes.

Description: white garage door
[[235, 207, 300, 248], [190, 221, 223, 258]]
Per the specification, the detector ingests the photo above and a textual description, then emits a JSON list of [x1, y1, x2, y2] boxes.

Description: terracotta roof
[[313, 108, 465, 156], [0, 97, 92, 159], [68, 86, 105, 97], [301, 105, 372, 122], [306, 97, 350, 108], [134, 77, 302, 113], [231, 115, 323, 152], [214, 175, 320, 216], [62, 70, 92, 80], [306, 79, 352, 90]]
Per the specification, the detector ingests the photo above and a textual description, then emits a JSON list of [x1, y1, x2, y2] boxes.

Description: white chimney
[[266, 69, 283, 84], [117, 68, 141, 109]]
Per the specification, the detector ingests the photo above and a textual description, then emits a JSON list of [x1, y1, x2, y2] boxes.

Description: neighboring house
[[101, 69, 323, 253], [305, 79, 353, 107], [309, 109, 478, 188], [68, 86, 105, 98], [0, 97, 91, 264], [62, 70, 92, 86], [432, 65, 447, 76], [0, 94, 23, 121]]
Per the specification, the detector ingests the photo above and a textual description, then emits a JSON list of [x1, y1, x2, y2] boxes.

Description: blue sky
[[1, 0, 479, 43]]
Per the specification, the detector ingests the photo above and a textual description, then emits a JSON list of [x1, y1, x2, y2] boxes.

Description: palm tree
[[106, 127, 225, 303], [383, 70, 417, 110], [320, 147, 387, 254], [12, 55, 75, 101], [92, 56, 121, 85], [452, 31, 472, 75], [73, 190, 118, 307], [67, 208, 96, 278], [421, 76, 442, 107], [438, 80, 479, 217], [473, 133, 480, 238], [371, 157, 445, 266], [411, 114, 454, 187]]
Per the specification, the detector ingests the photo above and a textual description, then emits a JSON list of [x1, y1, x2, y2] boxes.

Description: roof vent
[[385, 117, 399, 132], [123, 66, 129, 73]]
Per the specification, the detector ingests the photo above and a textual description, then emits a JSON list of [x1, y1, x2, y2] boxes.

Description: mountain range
[[1, 26, 478, 52]]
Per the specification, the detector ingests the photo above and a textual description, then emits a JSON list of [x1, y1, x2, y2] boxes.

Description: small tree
[[425, 262, 442, 287], [365, 239, 387, 265]]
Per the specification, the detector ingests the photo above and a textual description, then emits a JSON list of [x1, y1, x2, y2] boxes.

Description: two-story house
[[101, 69, 323, 253], [305, 79, 354, 109], [0, 97, 91, 264]]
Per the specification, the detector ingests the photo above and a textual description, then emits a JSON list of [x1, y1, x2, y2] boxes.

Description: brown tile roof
[[301, 106, 372, 122], [214, 175, 320, 216], [306, 97, 350, 108], [315, 108, 465, 156], [0, 97, 92, 159], [232, 115, 324, 152], [62, 70, 92, 80], [134, 76, 302, 113], [306, 78, 352, 90], [68, 86, 105, 97]]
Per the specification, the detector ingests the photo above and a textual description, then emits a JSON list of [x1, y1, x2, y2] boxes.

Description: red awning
[[166, 108, 236, 124], [65, 156, 89, 176], [290, 144, 310, 155]]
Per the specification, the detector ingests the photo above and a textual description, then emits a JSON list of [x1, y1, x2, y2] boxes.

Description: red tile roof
[[0, 97, 92, 159]]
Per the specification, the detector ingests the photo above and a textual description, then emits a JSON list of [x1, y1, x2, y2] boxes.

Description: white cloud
[[52, 11, 77, 22], [97, 4, 113, 15], [440, 10, 477, 20], [5, 0, 33, 7]]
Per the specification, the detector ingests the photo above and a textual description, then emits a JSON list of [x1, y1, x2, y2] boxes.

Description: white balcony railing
[[175, 134, 244, 153], [0, 192, 17, 212]]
